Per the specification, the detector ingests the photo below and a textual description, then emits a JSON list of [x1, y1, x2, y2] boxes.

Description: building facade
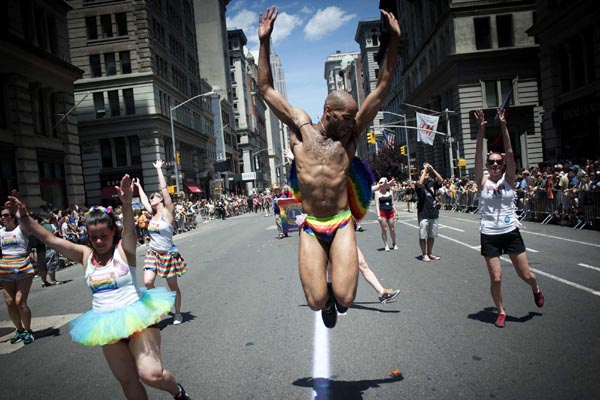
[[67, 0, 215, 205], [0, 0, 84, 209], [395, 0, 543, 178], [528, 0, 600, 162]]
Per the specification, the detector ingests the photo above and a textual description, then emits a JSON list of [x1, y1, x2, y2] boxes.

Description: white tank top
[[479, 174, 518, 235], [148, 216, 173, 252], [85, 248, 140, 313], [1, 225, 29, 256]]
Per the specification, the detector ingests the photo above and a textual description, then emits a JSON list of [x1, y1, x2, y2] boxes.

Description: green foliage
[[367, 144, 407, 181]]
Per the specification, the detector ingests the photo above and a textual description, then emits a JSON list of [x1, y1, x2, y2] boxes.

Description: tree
[[367, 144, 407, 181]]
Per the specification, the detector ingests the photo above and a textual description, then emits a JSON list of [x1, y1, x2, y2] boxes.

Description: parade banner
[[278, 198, 302, 235], [416, 112, 439, 146]]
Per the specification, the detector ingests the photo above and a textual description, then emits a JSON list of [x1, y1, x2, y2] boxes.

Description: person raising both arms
[[473, 108, 544, 328], [134, 160, 188, 326], [258, 5, 401, 328], [374, 177, 398, 252], [7, 177, 191, 399]]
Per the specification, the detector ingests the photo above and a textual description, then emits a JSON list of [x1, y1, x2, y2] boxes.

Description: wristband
[[17, 213, 30, 220]]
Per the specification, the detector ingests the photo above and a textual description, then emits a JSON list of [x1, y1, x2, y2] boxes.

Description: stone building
[[67, 0, 215, 205], [393, 0, 543, 177], [0, 0, 84, 209], [528, 0, 600, 161]]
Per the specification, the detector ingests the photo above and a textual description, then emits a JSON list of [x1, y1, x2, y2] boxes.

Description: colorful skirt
[[0, 255, 35, 276], [143, 246, 188, 278], [69, 287, 175, 346]]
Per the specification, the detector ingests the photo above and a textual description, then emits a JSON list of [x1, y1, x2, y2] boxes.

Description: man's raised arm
[[257, 6, 305, 130], [356, 9, 401, 133]]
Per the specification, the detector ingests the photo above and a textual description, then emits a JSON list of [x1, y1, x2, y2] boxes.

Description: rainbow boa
[[289, 157, 374, 220], [70, 287, 175, 346]]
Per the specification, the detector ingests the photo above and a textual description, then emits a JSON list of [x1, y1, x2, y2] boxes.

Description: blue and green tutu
[[70, 287, 175, 346]]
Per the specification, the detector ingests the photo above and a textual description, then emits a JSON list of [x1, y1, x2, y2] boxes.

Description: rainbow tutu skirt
[[69, 287, 175, 346]]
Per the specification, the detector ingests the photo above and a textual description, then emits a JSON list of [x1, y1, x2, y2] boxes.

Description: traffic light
[[400, 145, 407, 155], [176, 151, 181, 166], [366, 130, 376, 144]]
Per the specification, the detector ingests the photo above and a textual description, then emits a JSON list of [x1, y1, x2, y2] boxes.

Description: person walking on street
[[375, 177, 398, 251], [416, 163, 443, 262], [0, 207, 35, 345], [134, 160, 189, 326], [473, 108, 544, 328], [357, 247, 400, 304], [7, 177, 192, 399], [258, 4, 401, 328]]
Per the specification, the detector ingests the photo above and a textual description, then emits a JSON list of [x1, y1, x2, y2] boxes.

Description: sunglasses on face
[[1, 214, 10, 218], [487, 159, 504, 165]]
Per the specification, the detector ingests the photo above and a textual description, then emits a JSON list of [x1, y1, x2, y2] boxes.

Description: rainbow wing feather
[[347, 157, 375, 220], [288, 157, 374, 219]]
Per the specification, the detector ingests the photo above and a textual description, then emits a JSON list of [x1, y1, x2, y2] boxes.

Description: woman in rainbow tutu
[[6, 175, 191, 400]]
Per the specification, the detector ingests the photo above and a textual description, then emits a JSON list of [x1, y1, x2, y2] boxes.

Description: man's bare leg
[[329, 226, 359, 308], [298, 229, 329, 311]]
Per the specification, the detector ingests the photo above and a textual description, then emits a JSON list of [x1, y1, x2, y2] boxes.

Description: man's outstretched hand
[[258, 6, 278, 43], [381, 9, 401, 40]]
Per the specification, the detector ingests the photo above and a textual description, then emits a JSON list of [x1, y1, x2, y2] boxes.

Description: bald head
[[324, 90, 357, 112]]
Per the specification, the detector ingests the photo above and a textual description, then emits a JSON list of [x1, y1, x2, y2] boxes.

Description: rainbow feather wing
[[288, 160, 302, 202], [347, 157, 375, 220]]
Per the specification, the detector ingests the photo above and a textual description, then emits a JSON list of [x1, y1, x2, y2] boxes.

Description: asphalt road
[[1, 205, 599, 400]]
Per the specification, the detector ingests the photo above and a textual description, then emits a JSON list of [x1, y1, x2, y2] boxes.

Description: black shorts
[[480, 229, 526, 257]]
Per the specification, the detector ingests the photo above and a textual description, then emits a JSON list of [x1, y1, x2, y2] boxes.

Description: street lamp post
[[169, 91, 214, 196]]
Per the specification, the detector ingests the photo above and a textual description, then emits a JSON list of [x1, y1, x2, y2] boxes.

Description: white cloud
[[228, 8, 303, 51], [304, 6, 356, 41]]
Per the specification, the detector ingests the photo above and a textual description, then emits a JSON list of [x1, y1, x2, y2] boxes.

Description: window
[[47, 16, 58, 55], [496, 15, 514, 48], [108, 90, 120, 117], [371, 31, 379, 46], [114, 137, 127, 166], [129, 136, 141, 165], [100, 14, 113, 38], [105, 53, 116, 75], [93, 92, 105, 118], [119, 51, 131, 74], [115, 13, 127, 36], [485, 81, 497, 107], [123, 89, 135, 115], [499, 80, 514, 106], [474, 17, 491, 50], [85, 16, 97, 39], [89, 55, 101, 77], [100, 139, 113, 167]]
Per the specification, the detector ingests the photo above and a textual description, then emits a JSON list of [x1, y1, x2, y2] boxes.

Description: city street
[[1, 206, 599, 400]]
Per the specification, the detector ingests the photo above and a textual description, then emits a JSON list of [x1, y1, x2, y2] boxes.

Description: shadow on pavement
[[34, 326, 61, 340], [468, 307, 542, 325], [298, 303, 400, 313], [156, 312, 196, 330], [293, 375, 404, 400]]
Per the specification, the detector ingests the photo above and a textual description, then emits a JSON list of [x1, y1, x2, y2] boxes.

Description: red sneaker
[[495, 313, 506, 328], [534, 289, 544, 308]]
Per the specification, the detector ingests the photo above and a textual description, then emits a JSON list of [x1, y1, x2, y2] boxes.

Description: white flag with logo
[[416, 112, 439, 146]]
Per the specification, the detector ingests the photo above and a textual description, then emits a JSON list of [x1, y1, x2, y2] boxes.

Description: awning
[[101, 186, 140, 199], [184, 182, 204, 193]]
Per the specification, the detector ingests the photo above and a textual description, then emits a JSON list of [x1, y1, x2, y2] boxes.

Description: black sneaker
[[10, 330, 24, 344], [379, 289, 400, 304], [174, 383, 191, 399], [321, 283, 337, 329], [22, 330, 35, 345]]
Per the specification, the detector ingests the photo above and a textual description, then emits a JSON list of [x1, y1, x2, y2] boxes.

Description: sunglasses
[[1, 213, 10, 218], [487, 159, 504, 165]]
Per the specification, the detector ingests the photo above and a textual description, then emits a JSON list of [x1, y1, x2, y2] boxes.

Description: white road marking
[[439, 224, 465, 232], [578, 263, 600, 273], [312, 311, 330, 399], [396, 219, 600, 297]]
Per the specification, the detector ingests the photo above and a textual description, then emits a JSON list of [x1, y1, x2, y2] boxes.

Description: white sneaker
[[173, 313, 183, 325], [393, 244, 398, 250], [385, 245, 390, 252]]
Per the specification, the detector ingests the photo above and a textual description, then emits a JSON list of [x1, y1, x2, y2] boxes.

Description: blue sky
[[225, 0, 381, 121]]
